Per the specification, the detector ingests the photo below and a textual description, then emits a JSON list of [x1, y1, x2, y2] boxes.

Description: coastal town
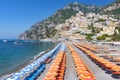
[[55, 11, 120, 41]]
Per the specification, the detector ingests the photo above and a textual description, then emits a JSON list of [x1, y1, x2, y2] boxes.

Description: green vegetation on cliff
[[19, 2, 101, 40]]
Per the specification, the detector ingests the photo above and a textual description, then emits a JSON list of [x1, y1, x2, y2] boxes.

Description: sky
[[0, 0, 115, 39]]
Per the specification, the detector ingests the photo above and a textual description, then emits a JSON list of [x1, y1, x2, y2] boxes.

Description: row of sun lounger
[[100, 54, 120, 63], [78, 43, 98, 53], [67, 43, 96, 80], [74, 43, 120, 75], [43, 44, 66, 80], [81, 43, 120, 63], [7, 43, 62, 80]]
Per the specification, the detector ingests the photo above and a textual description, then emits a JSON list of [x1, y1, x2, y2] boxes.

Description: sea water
[[0, 40, 56, 76]]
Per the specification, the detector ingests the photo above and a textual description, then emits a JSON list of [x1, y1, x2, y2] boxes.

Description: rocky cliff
[[19, 1, 120, 40], [103, 0, 120, 18]]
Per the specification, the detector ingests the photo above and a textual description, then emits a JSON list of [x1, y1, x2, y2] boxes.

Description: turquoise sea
[[0, 40, 56, 76]]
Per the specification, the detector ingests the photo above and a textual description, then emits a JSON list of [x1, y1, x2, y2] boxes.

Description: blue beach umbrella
[[14, 72, 24, 77], [24, 67, 31, 71], [7, 72, 24, 80], [28, 63, 37, 72], [41, 56, 47, 62], [21, 67, 31, 77], [33, 61, 38, 66], [32, 61, 39, 69], [7, 76, 19, 80], [38, 59, 42, 64]]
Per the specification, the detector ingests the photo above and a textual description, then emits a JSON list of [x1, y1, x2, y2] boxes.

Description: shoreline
[[0, 40, 58, 80], [0, 48, 52, 80]]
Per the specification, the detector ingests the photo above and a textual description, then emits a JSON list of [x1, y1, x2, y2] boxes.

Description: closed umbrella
[[13, 72, 24, 80], [7, 76, 19, 80], [21, 67, 31, 78]]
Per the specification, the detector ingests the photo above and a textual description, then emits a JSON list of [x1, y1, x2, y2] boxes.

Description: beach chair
[[25, 63, 45, 80]]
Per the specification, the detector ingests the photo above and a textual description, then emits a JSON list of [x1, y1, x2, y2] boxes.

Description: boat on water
[[14, 41, 22, 45], [2, 40, 8, 43]]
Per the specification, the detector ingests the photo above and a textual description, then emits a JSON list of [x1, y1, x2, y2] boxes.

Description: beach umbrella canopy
[[21, 67, 31, 73], [7, 76, 19, 80], [33, 61, 39, 66], [7, 72, 24, 80], [14, 72, 24, 76], [41, 56, 47, 62], [38, 58, 43, 62]]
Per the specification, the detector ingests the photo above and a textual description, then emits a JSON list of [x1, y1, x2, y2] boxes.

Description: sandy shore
[[64, 47, 79, 80]]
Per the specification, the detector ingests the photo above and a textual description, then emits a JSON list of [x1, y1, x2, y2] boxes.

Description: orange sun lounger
[[67, 43, 96, 80], [43, 51, 66, 80], [74, 43, 120, 75]]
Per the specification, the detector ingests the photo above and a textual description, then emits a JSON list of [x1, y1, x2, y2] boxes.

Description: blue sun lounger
[[25, 62, 45, 80]]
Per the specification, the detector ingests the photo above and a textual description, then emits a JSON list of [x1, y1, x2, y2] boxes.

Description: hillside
[[19, 2, 101, 40], [103, 0, 120, 18]]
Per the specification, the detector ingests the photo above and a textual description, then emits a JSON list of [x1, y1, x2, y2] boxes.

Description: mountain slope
[[19, 2, 101, 40], [103, 0, 120, 18]]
